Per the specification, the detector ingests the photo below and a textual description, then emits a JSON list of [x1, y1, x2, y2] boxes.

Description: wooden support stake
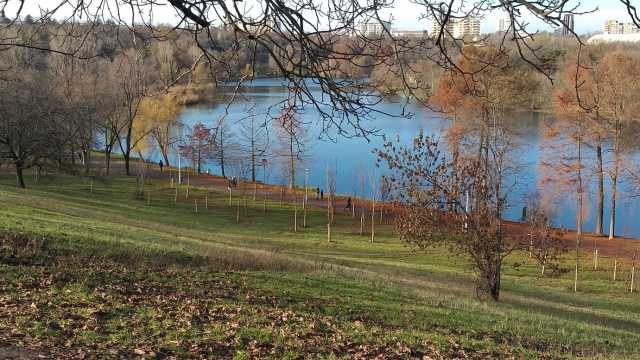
[[280, 186, 284, 207], [631, 250, 637, 293], [194, 199, 198, 214], [236, 199, 240, 224], [205, 195, 208, 210]]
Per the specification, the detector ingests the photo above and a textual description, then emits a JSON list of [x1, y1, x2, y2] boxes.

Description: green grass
[[1, 171, 639, 359]]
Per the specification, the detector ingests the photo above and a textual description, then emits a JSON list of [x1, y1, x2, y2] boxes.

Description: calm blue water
[[146, 78, 639, 238]]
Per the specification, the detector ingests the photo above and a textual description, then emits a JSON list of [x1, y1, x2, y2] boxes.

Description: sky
[[4, 0, 637, 34]]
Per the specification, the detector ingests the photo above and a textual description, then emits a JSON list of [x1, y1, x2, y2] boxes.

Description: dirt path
[[89, 158, 640, 261]]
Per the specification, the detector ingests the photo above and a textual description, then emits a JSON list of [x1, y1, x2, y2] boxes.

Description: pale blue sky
[[7, 0, 637, 34]]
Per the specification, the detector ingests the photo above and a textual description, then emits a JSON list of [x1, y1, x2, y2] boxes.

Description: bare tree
[[377, 130, 515, 301], [273, 104, 307, 190], [113, 49, 156, 176], [211, 117, 238, 178], [239, 112, 269, 183], [527, 203, 568, 277], [0, 73, 60, 187]]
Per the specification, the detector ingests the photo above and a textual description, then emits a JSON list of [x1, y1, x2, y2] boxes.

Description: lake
[[147, 78, 640, 238]]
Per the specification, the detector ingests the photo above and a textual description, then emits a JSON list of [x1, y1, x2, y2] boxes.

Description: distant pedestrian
[[159, 160, 164, 172], [320, 190, 324, 200], [316, 187, 320, 200], [345, 197, 352, 211]]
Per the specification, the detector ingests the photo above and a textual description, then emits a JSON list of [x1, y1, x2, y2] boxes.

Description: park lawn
[[0, 171, 639, 359]]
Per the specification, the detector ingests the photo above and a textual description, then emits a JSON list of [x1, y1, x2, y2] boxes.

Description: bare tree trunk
[[15, 163, 26, 188], [105, 148, 112, 175], [370, 199, 375, 243], [575, 138, 583, 293], [595, 144, 604, 235], [124, 152, 131, 176], [220, 149, 226, 178], [197, 149, 201, 174], [83, 149, 91, 175], [608, 156, 619, 240], [161, 146, 171, 168]]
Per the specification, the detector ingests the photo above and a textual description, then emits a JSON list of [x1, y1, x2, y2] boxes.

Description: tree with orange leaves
[[553, 47, 640, 242], [431, 45, 538, 214]]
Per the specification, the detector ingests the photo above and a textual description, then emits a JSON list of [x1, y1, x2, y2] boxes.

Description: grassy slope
[[1, 172, 639, 359]]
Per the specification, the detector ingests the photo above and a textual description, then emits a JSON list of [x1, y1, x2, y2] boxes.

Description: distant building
[[587, 33, 640, 44], [604, 20, 624, 34], [602, 19, 639, 35], [498, 17, 512, 32], [391, 29, 428, 38], [561, 14, 574, 36], [452, 17, 481, 39], [431, 16, 480, 39], [624, 22, 640, 34], [430, 19, 455, 38], [0, 10, 10, 24], [360, 21, 391, 38]]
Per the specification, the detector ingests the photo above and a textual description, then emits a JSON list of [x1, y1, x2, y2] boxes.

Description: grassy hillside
[[1, 171, 639, 359]]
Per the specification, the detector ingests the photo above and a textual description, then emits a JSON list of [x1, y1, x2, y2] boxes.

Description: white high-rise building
[[624, 22, 640, 34], [431, 20, 455, 38], [498, 18, 512, 32], [603, 20, 640, 35], [360, 21, 391, 38], [604, 20, 623, 34], [452, 17, 481, 39], [431, 16, 480, 39]]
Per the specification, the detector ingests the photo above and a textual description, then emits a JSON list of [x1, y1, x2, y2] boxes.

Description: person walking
[[345, 197, 352, 211], [316, 187, 320, 200], [158, 160, 164, 173], [320, 190, 324, 200]]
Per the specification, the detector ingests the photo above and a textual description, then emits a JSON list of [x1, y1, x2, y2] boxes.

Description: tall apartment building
[[430, 19, 455, 38], [360, 21, 392, 38], [432, 17, 480, 39], [604, 20, 623, 34], [453, 17, 481, 39], [561, 14, 574, 36], [498, 17, 512, 32], [603, 20, 639, 34], [624, 22, 640, 34]]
